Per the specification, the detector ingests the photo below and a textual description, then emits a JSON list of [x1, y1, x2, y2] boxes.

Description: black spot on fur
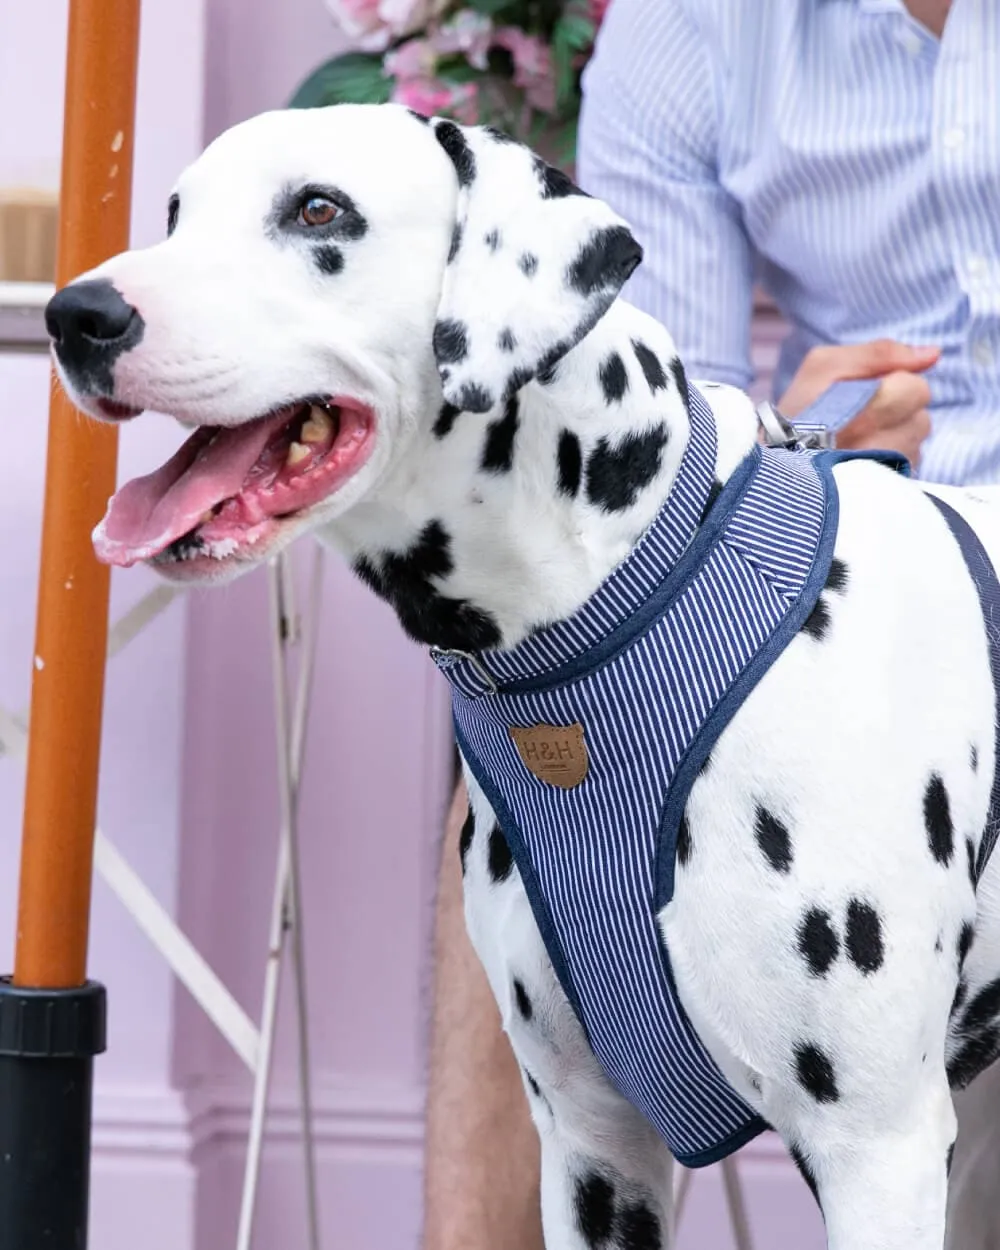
[[313, 244, 344, 275], [789, 1144, 821, 1208], [801, 596, 831, 641], [632, 340, 668, 393], [925, 773, 955, 866], [935, 932, 944, 953], [557, 430, 582, 498], [598, 351, 629, 404], [484, 228, 501, 251], [845, 900, 884, 974], [433, 318, 469, 364], [488, 823, 514, 883], [434, 120, 476, 186], [513, 979, 533, 1022], [958, 921, 975, 967], [794, 1042, 839, 1103], [755, 807, 793, 873], [481, 395, 519, 473], [519, 251, 539, 277], [524, 1068, 541, 1098], [433, 402, 460, 439], [949, 1025, 1000, 1090], [353, 521, 501, 650], [484, 124, 517, 144], [447, 222, 462, 263], [967, 837, 978, 889], [459, 809, 475, 874], [566, 225, 642, 297], [952, 979, 968, 1017], [585, 425, 669, 512], [534, 156, 586, 199], [574, 1174, 615, 1247], [700, 479, 723, 526], [971, 744, 979, 773], [454, 382, 494, 414], [798, 908, 839, 976], [537, 339, 570, 384], [407, 108, 431, 124], [677, 812, 693, 866], [617, 1201, 661, 1250], [947, 1143, 955, 1176], [497, 327, 516, 352], [167, 193, 179, 237], [825, 557, 849, 594], [669, 357, 690, 410], [961, 977, 1000, 1035], [503, 366, 532, 399]]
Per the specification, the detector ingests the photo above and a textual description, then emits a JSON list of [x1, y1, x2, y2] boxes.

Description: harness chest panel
[[434, 385, 906, 1166]]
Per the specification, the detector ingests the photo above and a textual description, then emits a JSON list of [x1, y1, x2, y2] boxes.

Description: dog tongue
[[94, 413, 289, 567]]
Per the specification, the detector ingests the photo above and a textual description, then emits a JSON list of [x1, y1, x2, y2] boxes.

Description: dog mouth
[[93, 398, 375, 569]]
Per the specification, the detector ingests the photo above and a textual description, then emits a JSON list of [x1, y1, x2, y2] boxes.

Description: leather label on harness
[[509, 723, 589, 789]]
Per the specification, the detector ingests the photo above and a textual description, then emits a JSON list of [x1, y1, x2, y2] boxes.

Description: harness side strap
[[926, 493, 1000, 879]]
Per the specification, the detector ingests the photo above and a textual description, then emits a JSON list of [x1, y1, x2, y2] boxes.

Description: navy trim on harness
[[925, 494, 1000, 880]]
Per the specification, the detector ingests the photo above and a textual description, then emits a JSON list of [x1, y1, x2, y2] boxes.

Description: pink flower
[[384, 37, 437, 81], [589, 0, 611, 25], [324, 0, 449, 51], [492, 27, 556, 113], [429, 12, 494, 71], [392, 78, 479, 124]]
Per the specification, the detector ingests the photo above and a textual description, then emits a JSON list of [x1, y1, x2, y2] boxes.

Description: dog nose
[[45, 279, 144, 384]]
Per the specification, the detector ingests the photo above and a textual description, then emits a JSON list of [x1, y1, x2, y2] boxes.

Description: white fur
[[50, 103, 1000, 1250]]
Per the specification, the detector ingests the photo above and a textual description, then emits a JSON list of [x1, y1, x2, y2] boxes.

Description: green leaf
[[551, 13, 594, 112], [288, 52, 392, 109], [465, 0, 518, 15]]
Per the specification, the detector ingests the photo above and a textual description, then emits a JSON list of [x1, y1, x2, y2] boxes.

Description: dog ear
[[431, 119, 643, 414]]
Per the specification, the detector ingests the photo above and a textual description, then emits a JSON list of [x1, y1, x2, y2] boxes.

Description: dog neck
[[325, 301, 759, 652]]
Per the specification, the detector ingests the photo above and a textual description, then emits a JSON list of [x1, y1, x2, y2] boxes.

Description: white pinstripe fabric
[[436, 387, 843, 1163], [576, 0, 1000, 487]]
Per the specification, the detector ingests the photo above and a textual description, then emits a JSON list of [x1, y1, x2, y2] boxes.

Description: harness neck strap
[[431, 383, 720, 698]]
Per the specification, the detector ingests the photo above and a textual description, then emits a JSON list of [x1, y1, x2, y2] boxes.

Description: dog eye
[[298, 195, 342, 227]]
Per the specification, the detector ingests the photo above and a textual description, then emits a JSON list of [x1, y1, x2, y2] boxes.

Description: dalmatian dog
[[44, 103, 1000, 1250]]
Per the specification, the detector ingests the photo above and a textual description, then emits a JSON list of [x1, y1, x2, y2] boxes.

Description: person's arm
[[422, 779, 544, 1250], [577, 0, 755, 389]]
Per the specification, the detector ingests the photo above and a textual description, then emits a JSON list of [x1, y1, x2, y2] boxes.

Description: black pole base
[[0, 979, 106, 1250]]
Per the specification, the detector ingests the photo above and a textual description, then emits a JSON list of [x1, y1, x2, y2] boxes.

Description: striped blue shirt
[[577, 0, 1000, 486]]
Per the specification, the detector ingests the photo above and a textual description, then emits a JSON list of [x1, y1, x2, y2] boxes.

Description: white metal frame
[[1, 291, 757, 1248]]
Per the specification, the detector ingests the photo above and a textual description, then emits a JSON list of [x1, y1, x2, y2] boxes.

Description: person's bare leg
[[423, 779, 545, 1250]]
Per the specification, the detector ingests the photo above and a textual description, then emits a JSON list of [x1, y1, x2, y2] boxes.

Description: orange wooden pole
[[14, 0, 141, 990]]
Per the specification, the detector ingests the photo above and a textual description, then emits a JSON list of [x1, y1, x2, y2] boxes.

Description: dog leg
[[459, 763, 675, 1248], [770, 1073, 956, 1250]]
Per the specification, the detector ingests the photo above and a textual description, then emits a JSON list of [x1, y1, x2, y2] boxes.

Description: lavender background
[[0, 2, 819, 1244]]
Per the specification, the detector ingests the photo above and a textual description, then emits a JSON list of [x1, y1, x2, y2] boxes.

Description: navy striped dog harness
[[430, 381, 999, 1166]]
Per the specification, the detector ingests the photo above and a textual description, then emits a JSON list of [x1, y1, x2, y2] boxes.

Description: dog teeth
[[199, 510, 215, 525], [286, 440, 311, 467], [300, 405, 333, 445]]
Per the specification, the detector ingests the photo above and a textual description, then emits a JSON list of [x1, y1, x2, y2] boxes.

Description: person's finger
[[805, 340, 940, 384]]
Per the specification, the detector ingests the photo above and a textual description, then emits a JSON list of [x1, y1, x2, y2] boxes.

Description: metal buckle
[[428, 646, 499, 695], [755, 401, 835, 451]]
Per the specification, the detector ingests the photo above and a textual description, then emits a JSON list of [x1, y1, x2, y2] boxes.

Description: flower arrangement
[[289, 0, 609, 168]]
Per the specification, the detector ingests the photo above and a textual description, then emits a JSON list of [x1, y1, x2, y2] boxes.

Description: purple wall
[[0, 2, 819, 1245]]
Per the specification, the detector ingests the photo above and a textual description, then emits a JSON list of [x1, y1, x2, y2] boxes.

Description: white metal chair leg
[[671, 1154, 755, 1250], [720, 1155, 754, 1250], [237, 549, 324, 1250]]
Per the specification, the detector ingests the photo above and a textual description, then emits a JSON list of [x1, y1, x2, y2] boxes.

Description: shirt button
[[973, 340, 994, 367], [943, 127, 967, 151]]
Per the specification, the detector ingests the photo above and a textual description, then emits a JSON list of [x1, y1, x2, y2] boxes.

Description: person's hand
[[778, 340, 940, 469]]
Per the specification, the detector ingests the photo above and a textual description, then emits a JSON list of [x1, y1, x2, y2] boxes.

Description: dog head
[[46, 103, 641, 582]]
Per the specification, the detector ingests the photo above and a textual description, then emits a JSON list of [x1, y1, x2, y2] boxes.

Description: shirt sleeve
[[576, 0, 755, 389]]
